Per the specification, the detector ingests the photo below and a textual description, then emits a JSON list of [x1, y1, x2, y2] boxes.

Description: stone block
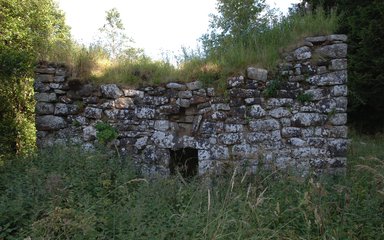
[[307, 70, 347, 86], [294, 46, 312, 60], [36, 115, 67, 131], [54, 103, 69, 116], [330, 59, 347, 70], [178, 90, 193, 99], [135, 107, 156, 119], [269, 107, 292, 118], [100, 84, 123, 99], [292, 113, 327, 127], [316, 43, 347, 58], [115, 97, 135, 109], [218, 133, 242, 145], [166, 82, 187, 90], [35, 93, 57, 102], [247, 67, 268, 81], [83, 126, 97, 141], [281, 127, 302, 138], [228, 76, 244, 88], [84, 107, 102, 119], [249, 105, 266, 118], [331, 85, 348, 97], [186, 81, 202, 90], [249, 119, 280, 131], [36, 102, 54, 115]]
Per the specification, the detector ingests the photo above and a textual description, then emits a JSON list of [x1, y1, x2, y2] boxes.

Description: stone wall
[[34, 34, 348, 176]]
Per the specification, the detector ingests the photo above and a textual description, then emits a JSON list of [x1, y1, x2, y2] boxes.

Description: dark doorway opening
[[170, 148, 198, 178]]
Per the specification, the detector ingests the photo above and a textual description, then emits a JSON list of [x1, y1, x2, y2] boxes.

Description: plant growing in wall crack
[[297, 92, 313, 104], [95, 122, 118, 144]]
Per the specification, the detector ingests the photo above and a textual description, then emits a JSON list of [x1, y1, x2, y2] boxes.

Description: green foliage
[[263, 78, 282, 98], [302, 0, 384, 132], [297, 92, 314, 103], [95, 122, 118, 144], [1, 135, 384, 239], [0, 0, 71, 157]]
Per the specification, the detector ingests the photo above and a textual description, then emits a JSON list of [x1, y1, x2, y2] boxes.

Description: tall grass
[[210, 8, 339, 76], [61, 8, 338, 88], [1, 134, 383, 239]]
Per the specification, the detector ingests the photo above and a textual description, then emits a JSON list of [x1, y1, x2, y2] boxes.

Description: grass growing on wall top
[[67, 8, 338, 87], [1, 133, 383, 239]]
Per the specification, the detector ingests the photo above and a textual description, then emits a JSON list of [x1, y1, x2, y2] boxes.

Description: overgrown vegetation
[[303, 0, 384, 133], [0, 134, 383, 239]]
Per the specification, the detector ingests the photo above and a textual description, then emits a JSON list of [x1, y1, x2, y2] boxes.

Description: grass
[[64, 8, 338, 89], [0, 133, 383, 239]]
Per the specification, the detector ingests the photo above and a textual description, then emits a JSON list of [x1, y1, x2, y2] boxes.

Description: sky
[[57, 0, 301, 61]]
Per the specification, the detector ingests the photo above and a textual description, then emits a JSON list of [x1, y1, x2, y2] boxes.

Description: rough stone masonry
[[34, 34, 348, 176]]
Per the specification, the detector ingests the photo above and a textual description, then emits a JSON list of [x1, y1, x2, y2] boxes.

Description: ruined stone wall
[[34, 34, 348, 176]]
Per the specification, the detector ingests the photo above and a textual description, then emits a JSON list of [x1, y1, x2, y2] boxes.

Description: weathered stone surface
[[331, 85, 347, 97], [249, 105, 266, 118], [292, 113, 327, 127], [37, 74, 53, 83], [281, 127, 302, 138], [114, 97, 134, 109], [294, 46, 312, 60], [100, 84, 123, 99], [135, 107, 156, 119], [186, 81, 202, 90], [328, 139, 348, 157], [166, 82, 187, 90], [84, 107, 102, 119], [316, 43, 347, 58], [218, 133, 242, 145], [329, 113, 347, 125], [225, 124, 243, 133], [304, 89, 327, 101], [151, 131, 174, 148], [198, 146, 229, 160], [104, 109, 119, 120], [266, 98, 294, 109], [330, 59, 347, 70], [247, 67, 268, 81], [54, 103, 69, 116], [123, 89, 144, 98], [83, 126, 97, 141], [35, 93, 57, 102], [36, 115, 67, 130], [207, 88, 215, 97], [36, 102, 54, 115], [135, 136, 148, 150], [176, 98, 191, 108], [317, 99, 337, 113], [178, 90, 193, 99], [288, 138, 306, 147], [269, 107, 292, 118], [307, 70, 347, 86], [249, 119, 280, 131], [228, 76, 244, 88], [154, 120, 170, 131]]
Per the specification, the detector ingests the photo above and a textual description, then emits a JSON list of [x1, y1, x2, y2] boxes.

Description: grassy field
[[0, 133, 383, 239]]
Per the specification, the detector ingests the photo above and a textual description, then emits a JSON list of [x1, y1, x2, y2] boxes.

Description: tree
[[98, 8, 142, 60], [0, 0, 71, 158], [301, 0, 384, 133], [201, 0, 276, 57]]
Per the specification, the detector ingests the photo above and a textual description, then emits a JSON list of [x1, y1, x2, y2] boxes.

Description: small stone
[[35, 93, 57, 102], [123, 89, 144, 98], [249, 105, 266, 118], [186, 81, 202, 90], [115, 97, 134, 109], [176, 98, 191, 108], [154, 120, 170, 131], [307, 70, 347, 86], [305, 36, 327, 43], [218, 133, 242, 145], [135, 107, 156, 119], [178, 90, 193, 98], [135, 136, 148, 150], [166, 82, 187, 90], [83, 126, 97, 141], [225, 124, 244, 133], [54, 103, 69, 116], [207, 88, 215, 97], [151, 131, 174, 148], [36, 115, 67, 130], [249, 119, 280, 131], [269, 107, 292, 118], [228, 76, 244, 88], [247, 67, 268, 81], [37, 74, 53, 83], [292, 113, 327, 127], [35, 102, 54, 115], [328, 139, 348, 157], [281, 127, 302, 138], [84, 107, 102, 119], [100, 84, 123, 99], [288, 138, 306, 147], [329, 59, 347, 71], [294, 46, 312, 60], [316, 43, 347, 58]]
